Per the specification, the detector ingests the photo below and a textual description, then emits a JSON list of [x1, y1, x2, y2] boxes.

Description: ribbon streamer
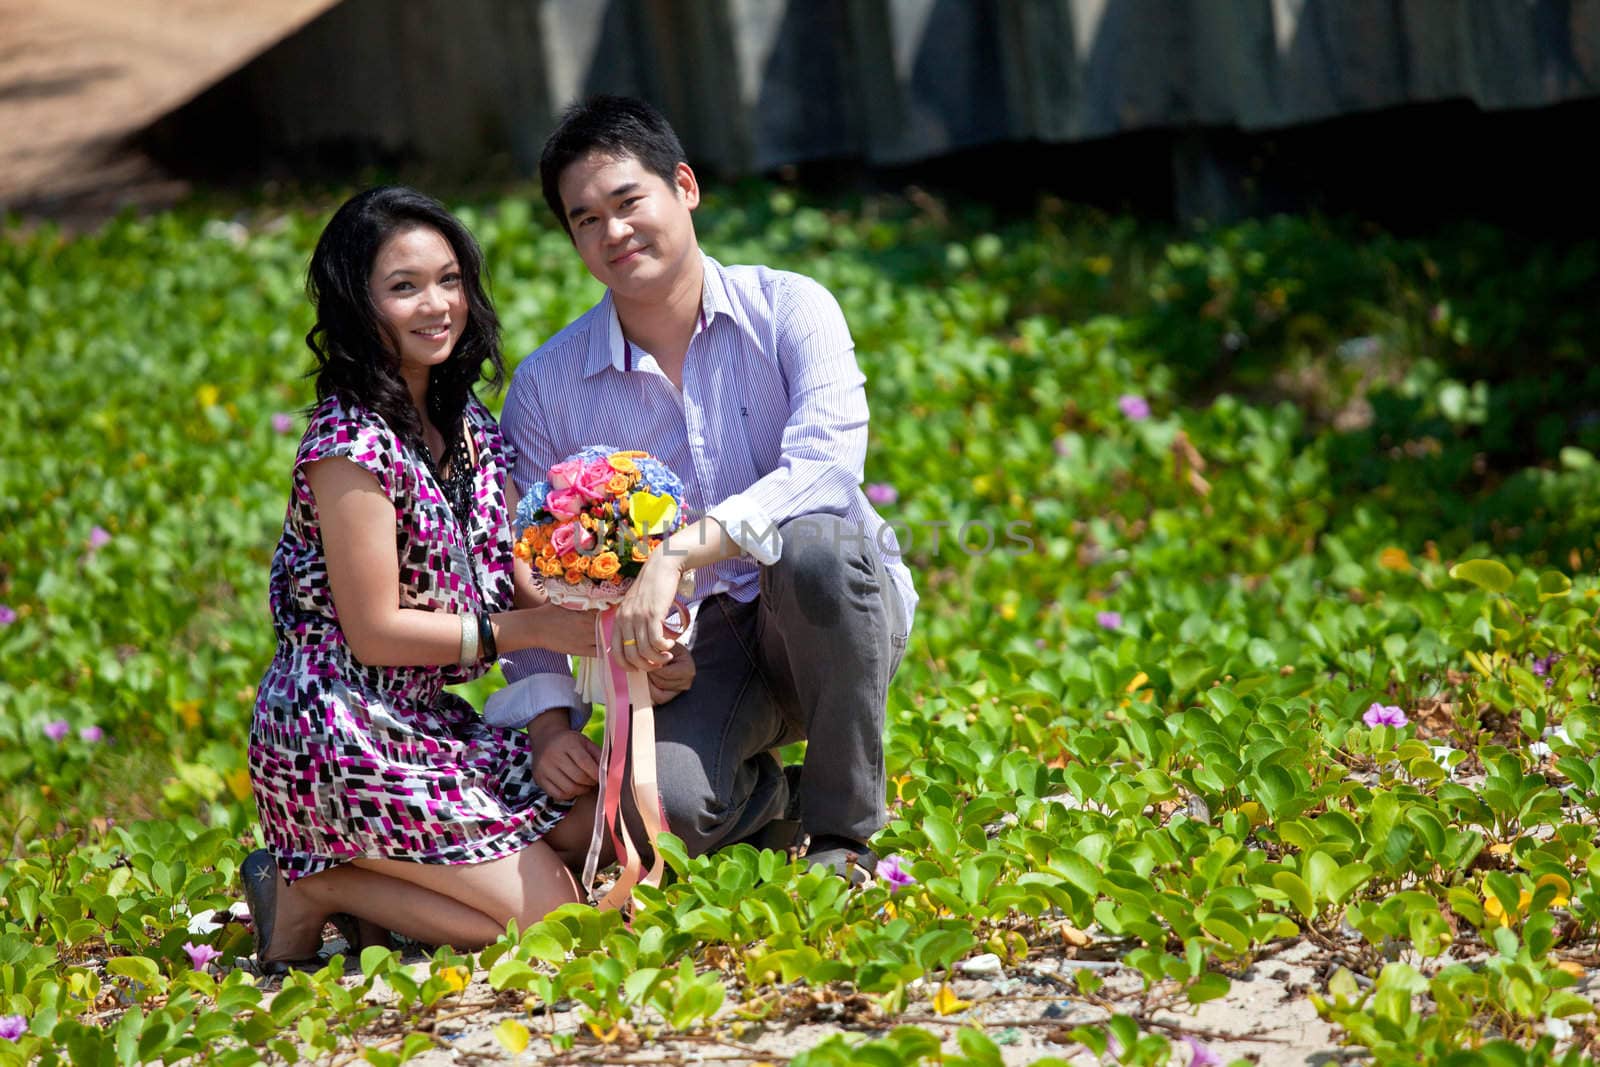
[[577, 605, 680, 912]]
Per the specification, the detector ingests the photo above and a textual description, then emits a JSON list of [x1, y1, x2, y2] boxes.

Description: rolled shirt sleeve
[[708, 275, 868, 562]]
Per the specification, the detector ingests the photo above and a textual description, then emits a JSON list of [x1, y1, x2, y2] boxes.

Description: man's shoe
[[805, 835, 877, 886]]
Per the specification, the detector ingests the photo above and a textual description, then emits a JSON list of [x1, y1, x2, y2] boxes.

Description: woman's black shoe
[[239, 849, 323, 975], [330, 912, 392, 957]]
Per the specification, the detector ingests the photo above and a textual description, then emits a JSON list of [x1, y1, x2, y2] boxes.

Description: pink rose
[[573, 459, 616, 502], [548, 522, 596, 558], [548, 457, 584, 490], [545, 487, 584, 520]]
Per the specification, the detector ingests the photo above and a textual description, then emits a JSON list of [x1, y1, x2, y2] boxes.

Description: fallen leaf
[[931, 984, 971, 1016], [493, 1019, 530, 1055]]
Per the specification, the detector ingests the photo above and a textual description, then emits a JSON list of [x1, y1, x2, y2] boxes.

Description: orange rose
[[512, 540, 532, 562], [606, 473, 631, 495], [630, 541, 652, 562], [563, 567, 584, 584], [589, 551, 621, 580], [536, 555, 564, 577], [558, 551, 587, 574]]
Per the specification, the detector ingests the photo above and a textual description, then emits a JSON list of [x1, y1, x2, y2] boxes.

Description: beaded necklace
[[418, 422, 474, 527]]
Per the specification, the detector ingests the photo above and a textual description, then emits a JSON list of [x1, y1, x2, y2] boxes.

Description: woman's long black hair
[[305, 186, 503, 445]]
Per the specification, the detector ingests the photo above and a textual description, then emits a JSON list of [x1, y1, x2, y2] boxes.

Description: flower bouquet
[[508, 445, 691, 911], [511, 445, 691, 700]]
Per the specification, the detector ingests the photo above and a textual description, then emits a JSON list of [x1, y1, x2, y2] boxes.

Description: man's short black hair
[[539, 95, 688, 238]]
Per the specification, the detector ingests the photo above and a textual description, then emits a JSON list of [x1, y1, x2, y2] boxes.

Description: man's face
[[557, 151, 700, 300]]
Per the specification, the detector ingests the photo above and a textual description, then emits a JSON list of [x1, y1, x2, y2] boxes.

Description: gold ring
[[622, 639, 637, 646]]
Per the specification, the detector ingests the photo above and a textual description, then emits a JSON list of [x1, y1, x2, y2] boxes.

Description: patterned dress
[[250, 393, 568, 883]]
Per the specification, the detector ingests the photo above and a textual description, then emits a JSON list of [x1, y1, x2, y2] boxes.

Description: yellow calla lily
[[629, 490, 678, 537]]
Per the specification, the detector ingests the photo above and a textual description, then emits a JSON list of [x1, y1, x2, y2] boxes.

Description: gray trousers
[[628, 513, 909, 857]]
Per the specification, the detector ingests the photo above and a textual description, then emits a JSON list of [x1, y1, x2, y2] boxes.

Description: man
[[491, 95, 915, 881]]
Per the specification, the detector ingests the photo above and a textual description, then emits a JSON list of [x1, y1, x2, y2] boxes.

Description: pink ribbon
[[578, 606, 674, 913]]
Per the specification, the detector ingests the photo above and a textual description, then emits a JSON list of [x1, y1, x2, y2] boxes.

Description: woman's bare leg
[[354, 838, 580, 932], [261, 839, 581, 960], [543, 793, 608, 873]]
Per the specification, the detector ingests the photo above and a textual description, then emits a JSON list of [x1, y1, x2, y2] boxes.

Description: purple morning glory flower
[[88, 526, 111, 551], [43, 719, 70, 743], [1095, 611, 1122, 630], [1183, 1035, 1223, 1067], [875, 854, 916, 893], [865, 483, 898, 506], [183, 941, 222, 970], [79, 726, 103, 743], [0, 1014, 25, 1041], [271, 412, 295, 434], [1117, 394, 1151, 421], [1363, 703, 1408, 728], [0, 605, 15, 626]]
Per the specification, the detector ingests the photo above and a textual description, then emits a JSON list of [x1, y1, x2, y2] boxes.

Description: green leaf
[[1537, 570, 1572, 600], [1186, 972, 1231, 1004], [1325, 863, 1374, 906], [1449, 558, 1513, 593], [1272, 871, 1315, 919]]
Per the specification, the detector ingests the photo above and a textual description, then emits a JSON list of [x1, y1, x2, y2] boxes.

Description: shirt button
[[692, 434, 705, 447]]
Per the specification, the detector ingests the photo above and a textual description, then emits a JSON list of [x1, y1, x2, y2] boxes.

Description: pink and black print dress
[[249, 394, 568, 883]]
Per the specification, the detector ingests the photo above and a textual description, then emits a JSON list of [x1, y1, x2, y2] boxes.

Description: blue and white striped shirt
[[493, 254, 916, 724]]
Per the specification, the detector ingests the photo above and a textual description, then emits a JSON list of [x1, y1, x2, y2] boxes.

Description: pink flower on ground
[[545, 487, 585, 521], [573, 459, 616, 502], [865, 483, 898, 506], [548, 457, 585, 490], [1095, 611, 1122, 630], [270, 412, 294, 434], [1117, 394, 1151, 421], [0, 605, 15, 626], [875, 854, 916, 893], [0, 1014, 26, 1041], [182, 941, 222, 970], [1053, 436, 1071, 458], [43, 720, 70, 743], [79, 726, 103, 743], [1363, 703, 1408, 728], [88, 526, 112, 551], [1183, 1035, 1223, 1067]]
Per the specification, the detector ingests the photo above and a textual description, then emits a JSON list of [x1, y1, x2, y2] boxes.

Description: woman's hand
[[528, 604, 602, 657], [647, 643, 695, 705], [612, 552, 685, 672], [495, 604, 601, 658]]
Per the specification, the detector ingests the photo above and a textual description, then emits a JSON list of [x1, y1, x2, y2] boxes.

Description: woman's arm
[[307, 457, 596, 665]]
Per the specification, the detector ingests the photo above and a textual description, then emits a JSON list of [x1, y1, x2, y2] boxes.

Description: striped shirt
[[493, 254, 917, 724]]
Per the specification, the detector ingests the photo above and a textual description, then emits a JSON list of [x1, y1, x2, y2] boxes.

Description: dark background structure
[[6, 0, 1600, 224]]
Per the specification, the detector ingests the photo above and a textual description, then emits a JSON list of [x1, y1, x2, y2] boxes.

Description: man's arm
[[705, 274, 868, 560]]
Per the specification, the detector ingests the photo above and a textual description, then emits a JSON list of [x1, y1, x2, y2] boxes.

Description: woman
[[244, 186, 608, 970]]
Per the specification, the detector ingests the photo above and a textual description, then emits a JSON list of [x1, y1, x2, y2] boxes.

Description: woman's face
[[367, 225, 468, 379]]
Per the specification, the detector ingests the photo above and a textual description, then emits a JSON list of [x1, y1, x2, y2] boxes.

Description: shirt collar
[[582, 254, 756, 378]]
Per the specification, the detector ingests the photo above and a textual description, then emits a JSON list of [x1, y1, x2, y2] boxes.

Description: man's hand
[[647, 643, 695, 706], [526, 712, 600, 801]]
